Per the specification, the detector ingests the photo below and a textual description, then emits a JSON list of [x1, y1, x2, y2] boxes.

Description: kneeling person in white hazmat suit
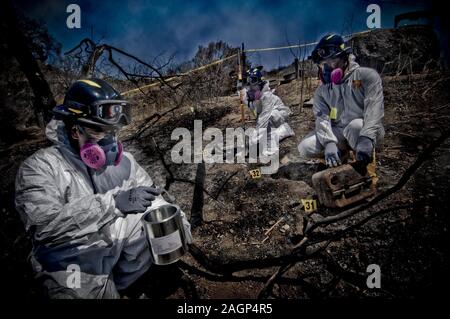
[[297, 34, 385, 168], [240, 67, 294, 155], [15, 79, 192, 299]]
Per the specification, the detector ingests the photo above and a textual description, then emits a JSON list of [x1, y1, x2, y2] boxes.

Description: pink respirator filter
[[330, 68, 343, 84], [80, 143, 106, 170]]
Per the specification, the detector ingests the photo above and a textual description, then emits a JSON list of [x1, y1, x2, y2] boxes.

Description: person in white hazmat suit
[[298, 34, 385, 167], [14, 78, 192, 299], [240, 67, 294, 155]]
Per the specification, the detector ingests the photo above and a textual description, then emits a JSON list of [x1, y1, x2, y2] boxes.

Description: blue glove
[[356, 136, 374, 164], [324, 142, 342, 167], [114, 186, 162, 214]]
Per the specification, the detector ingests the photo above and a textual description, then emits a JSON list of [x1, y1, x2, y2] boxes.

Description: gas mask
[[319, 58, 344, 85], [77, 126, 123, 170], [246, 83, 263, 102]]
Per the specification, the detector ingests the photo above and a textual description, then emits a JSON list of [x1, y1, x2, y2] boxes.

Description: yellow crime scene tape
[[121, 53, 238, 96], [243, 30, 372, 53], [243, 41, 319, 53], [121, 29, 374, 97]]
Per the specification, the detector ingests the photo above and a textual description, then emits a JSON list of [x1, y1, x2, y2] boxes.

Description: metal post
[[240, 43, 246, 123]]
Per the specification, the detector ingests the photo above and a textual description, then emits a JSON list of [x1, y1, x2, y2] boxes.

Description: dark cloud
[[15, 0, 430, 70]]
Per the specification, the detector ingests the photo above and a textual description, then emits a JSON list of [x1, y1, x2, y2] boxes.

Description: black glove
[[114, 186, 162, 214], [247, 89, 256, 102], [356, 136, 374, 165]]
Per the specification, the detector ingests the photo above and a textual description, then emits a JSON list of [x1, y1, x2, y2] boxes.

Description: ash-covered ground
[[1, 30, 449, 298], [117, 72, 450, 299]]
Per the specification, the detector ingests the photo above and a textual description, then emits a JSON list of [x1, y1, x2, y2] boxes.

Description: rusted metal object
[[311, 164, 376, 208]]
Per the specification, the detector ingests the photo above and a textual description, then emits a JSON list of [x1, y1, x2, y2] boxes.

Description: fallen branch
[[190, 163, 206, 228], [257, 240, 331, 298], [213, 171, 239, 200], [257, 128, 450, 298], [177, 260, 320, 287], [187, 243, 324, 275], [305, 128, 449, 234], [264, 217, 285, 236], [257, 203, 412, 299]]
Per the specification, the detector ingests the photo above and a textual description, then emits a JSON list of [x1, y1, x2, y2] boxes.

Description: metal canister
[[142, 204, 187, 265]]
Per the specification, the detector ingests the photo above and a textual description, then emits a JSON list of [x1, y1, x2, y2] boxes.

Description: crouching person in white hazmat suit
[[240, 67, 294, 156], [297, 34, 384, 171], [15, 79, 192, 299]]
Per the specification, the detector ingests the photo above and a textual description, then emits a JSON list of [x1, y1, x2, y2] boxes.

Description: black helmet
[[246, 66, 266, 90], [53, 78, 131, 131], [246, 66, 264, 85], [309, 34, 351, 64]]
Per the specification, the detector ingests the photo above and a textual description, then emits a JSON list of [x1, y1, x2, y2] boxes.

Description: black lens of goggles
[[248, 76, 260, 84], [317, 45, 340, 59], [90, 100, 131, 125], [100, 104, 123, 120]]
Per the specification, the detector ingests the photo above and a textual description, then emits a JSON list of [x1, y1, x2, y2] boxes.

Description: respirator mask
[[246, 75, 264, 102], [318, 57, 345, 85], [78, 125, 123, 170]]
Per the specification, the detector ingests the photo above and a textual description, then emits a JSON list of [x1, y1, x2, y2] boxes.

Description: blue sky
[[16, 0, 430, 70]]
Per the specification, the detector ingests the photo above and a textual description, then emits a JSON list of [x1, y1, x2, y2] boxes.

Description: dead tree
[[65, 38, 177, 89], [1, 1, 56, 127], [173, 128, 450, 299]]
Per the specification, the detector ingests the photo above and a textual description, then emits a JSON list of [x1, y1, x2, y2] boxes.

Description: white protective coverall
[[15, 119, 192, 299], [242, 81, 295, 152], [298, 56, 385, 158]]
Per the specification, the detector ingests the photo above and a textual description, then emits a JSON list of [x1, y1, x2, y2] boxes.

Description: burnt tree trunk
[[190, 162, 206, 228], [1, 1, 55, 127], [79, 41, 106, 77]]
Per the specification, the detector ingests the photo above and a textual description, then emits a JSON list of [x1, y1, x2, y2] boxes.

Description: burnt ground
[[0, 72, 449, 299]]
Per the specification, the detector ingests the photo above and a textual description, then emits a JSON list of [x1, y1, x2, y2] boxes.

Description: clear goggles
[[65, 99, 131, 126], [316, 45, 342, 60], [89, 100, 131, 126], [247, 75, 261, 85]]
